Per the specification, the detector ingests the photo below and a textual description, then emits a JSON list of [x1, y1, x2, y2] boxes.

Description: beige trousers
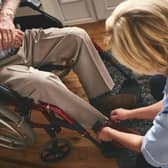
[[0, 27, 114, 128]]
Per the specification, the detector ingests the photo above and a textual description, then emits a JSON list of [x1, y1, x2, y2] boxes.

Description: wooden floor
[[0, 21, 118, 168]]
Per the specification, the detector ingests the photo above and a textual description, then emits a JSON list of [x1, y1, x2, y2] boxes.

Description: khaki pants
[[0, 27, 114, 128]]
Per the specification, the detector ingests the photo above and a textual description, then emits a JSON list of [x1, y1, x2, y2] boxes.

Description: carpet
[[103, 52, 156, 168]]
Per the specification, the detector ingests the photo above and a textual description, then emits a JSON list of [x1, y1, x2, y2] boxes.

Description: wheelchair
[[0, 83, 103, 162], [0, 0, 141, 163], [0, 0, 105, 163]]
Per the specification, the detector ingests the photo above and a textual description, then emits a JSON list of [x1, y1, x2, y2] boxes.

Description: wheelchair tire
[[0, 105, 36, 149]]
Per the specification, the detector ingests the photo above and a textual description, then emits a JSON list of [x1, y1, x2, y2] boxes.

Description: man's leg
[[23, 27, 114, 97], [0, 65, 108, 129], [23, 27, 137, 113], [65, 28, 138, 112]]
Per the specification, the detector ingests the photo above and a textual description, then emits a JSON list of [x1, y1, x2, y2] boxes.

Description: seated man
[[0, 0, 137, 129]]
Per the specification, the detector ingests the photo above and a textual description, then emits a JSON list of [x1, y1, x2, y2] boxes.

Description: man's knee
[[63, 27, 90, 42], [71, 27, 88, 38], [28, 70, 59, 86], [25, 70, 64, 99]]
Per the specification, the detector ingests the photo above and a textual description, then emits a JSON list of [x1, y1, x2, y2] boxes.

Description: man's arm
[[1, 0, 21, 19]]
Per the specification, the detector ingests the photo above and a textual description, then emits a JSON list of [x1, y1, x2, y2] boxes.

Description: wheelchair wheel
[[0, 106, 36, 149], [40, 138, 71, 162]]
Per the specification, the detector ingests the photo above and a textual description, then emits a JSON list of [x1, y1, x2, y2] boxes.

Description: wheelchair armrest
[[20, 0, 41, 8], [15, 0, 63, 31]]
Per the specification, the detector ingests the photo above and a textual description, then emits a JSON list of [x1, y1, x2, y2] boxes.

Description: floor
[[0, 21, 119, 168]]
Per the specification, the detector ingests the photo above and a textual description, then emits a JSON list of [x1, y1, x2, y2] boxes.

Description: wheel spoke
[[0, 119, 21, 137], [0, 109, 35, 149]]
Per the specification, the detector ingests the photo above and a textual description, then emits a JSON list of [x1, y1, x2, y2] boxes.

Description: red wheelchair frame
[[30, 102, 101, 162], [0, 81, 104, 162]]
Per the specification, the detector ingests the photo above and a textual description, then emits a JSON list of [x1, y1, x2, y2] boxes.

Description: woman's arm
[[128, 100, 162, 120], [111, 100, 163, 122], [98, 127, 143, 152]]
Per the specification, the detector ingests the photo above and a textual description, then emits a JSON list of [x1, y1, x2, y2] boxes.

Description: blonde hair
[[106, 0, 168, 75]]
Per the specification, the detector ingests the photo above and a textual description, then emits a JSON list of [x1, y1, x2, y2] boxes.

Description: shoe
[[90, 79, 141, 116], [119, 79, 141, 101], [90, 92, 138, 116], [92, 120, 139, 159], [118, 164, 136, 168], [100, 141, 121, 158]]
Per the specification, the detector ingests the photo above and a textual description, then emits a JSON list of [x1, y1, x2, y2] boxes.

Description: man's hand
[[0, 9, 24, 49], [13, 29, 24, 48]]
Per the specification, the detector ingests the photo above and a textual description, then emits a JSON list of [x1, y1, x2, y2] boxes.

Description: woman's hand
[[110, 108, 131, 122], [97, 127, 113, 142]]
